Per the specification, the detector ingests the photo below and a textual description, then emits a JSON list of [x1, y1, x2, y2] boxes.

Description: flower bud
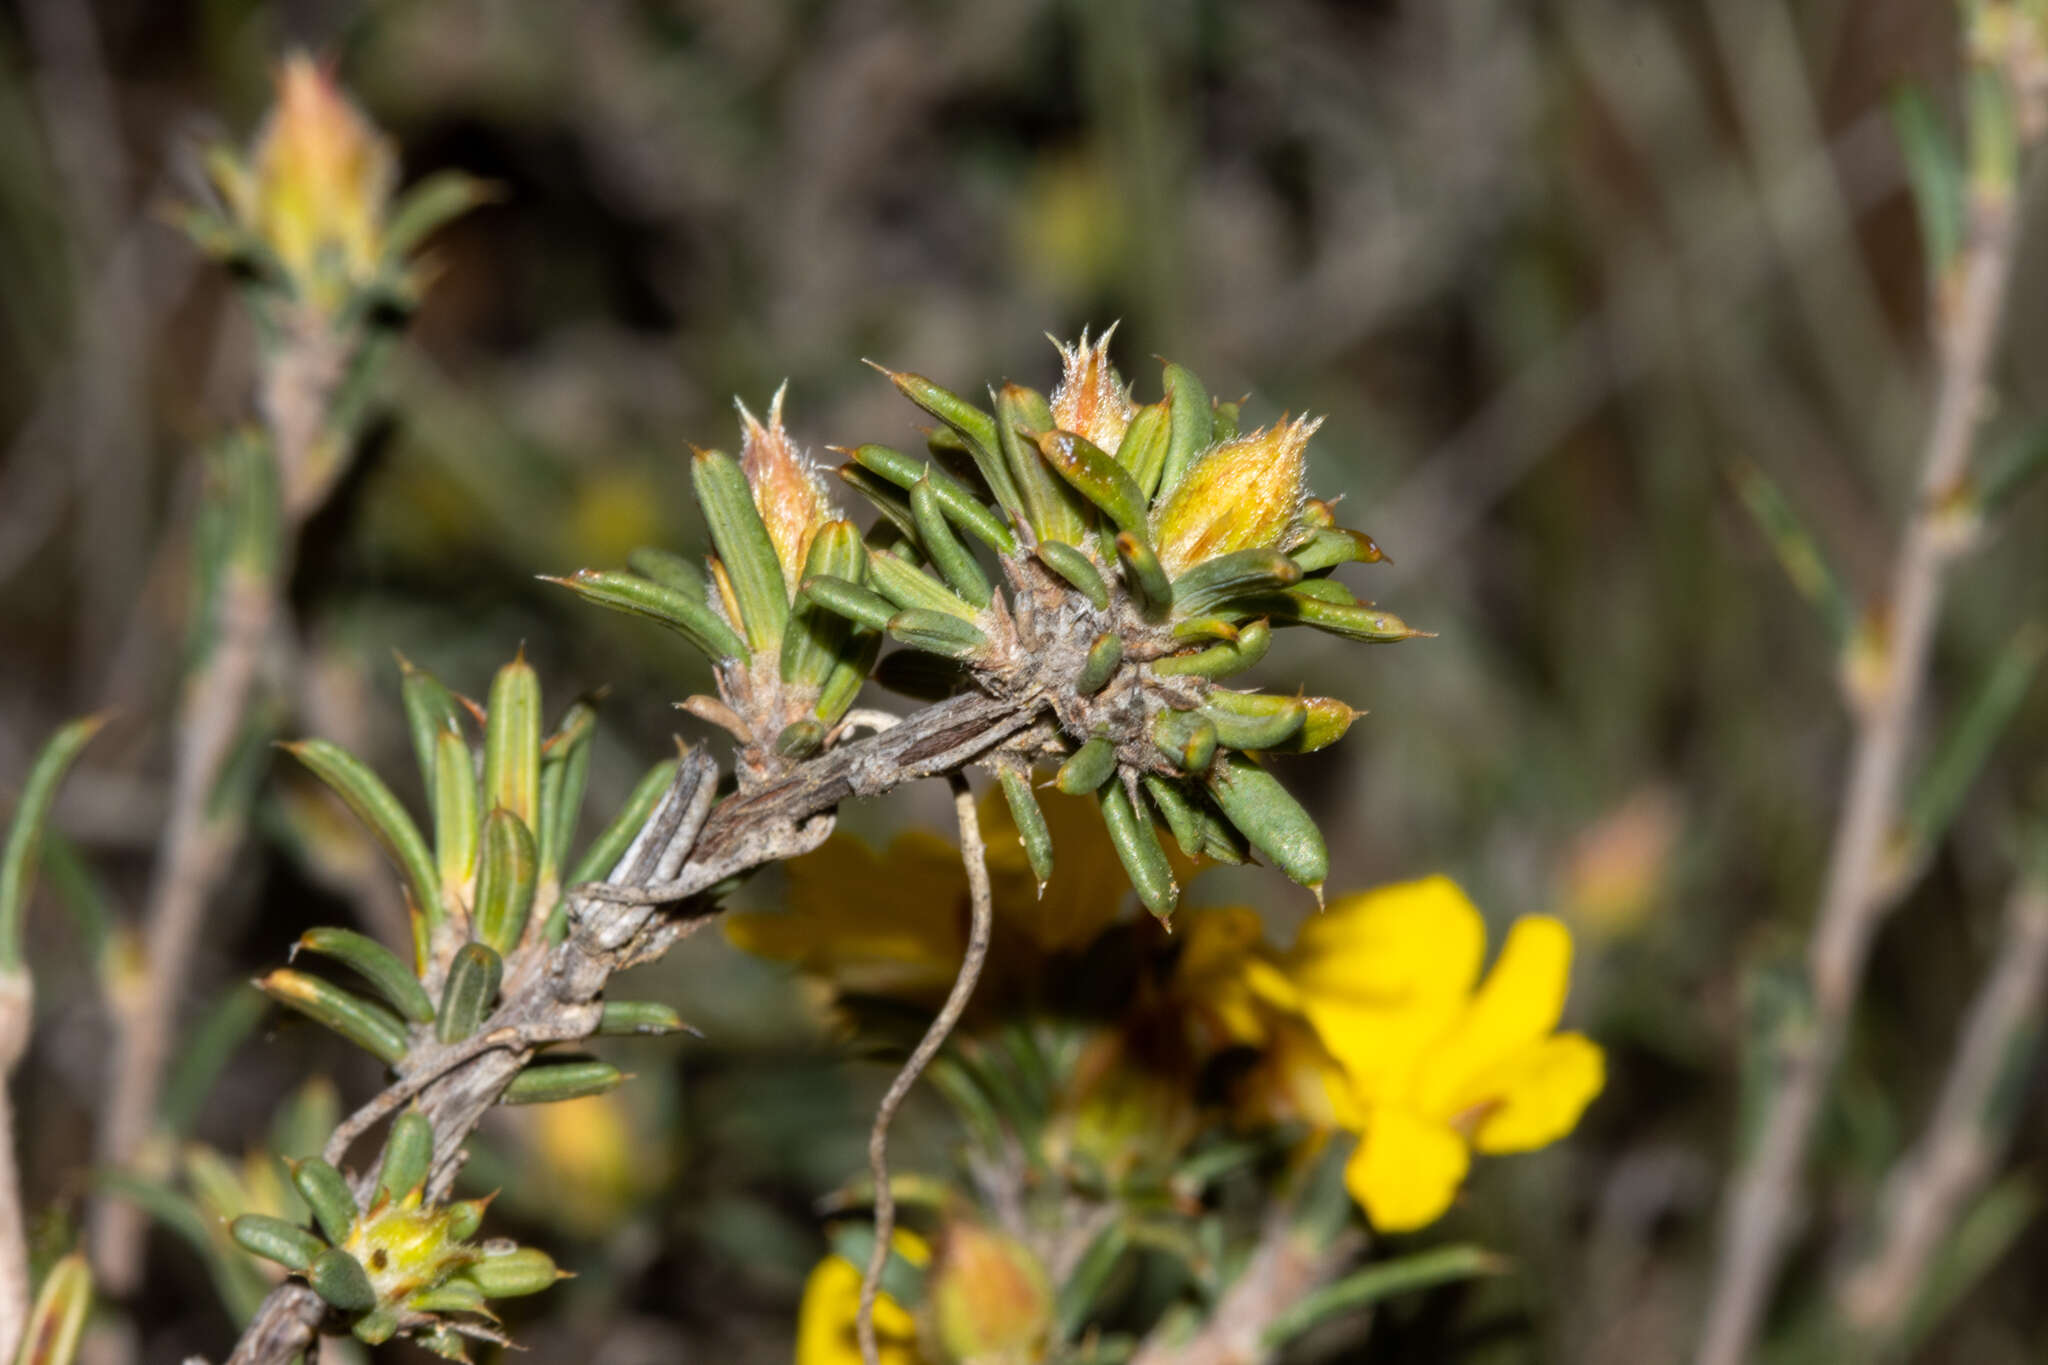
[[740, 385, 836, 595], [926, 1221, 1052, 1365], [1151, 414, 1322, 576], [246, 55, 396, 305], [1051, 326, 1134, 455]]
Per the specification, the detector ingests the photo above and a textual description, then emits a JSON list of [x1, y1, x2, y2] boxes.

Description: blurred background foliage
[[1, 0, 2046, 1360]]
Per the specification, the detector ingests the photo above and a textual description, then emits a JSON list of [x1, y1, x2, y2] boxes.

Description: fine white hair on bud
[[1051, 323, 1136, 454], [737, 382, 837, 594]]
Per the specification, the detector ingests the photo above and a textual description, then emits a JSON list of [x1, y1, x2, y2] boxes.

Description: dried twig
[[1836, 878, 2048, 1340], [857, 773, 994, 1365], [1693, 130, 2031, 1365]]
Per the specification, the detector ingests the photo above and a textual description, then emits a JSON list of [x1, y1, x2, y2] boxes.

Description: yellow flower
[[1281, 877, 1604, 1232], [724, 824, 969, 997], [1149, 414, 1321, 576], [1050, 326, 1134, 453], [1170, 906, 1276, 1050], [724, 787, 1145, 998], [795, 1231, 931, 1365], [234, 55, 397, 307]]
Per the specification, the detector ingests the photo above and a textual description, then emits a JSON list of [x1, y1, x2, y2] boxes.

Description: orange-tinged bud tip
[[249, 53, 396, 303], [737, 384, 835, 593], [1050, 324, 1134, 453]]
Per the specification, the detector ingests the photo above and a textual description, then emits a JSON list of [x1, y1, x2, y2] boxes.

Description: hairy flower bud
[[1151, 414, 1321, 576], [740, 384, 836, 595], [1051, 325, 1134, 453]]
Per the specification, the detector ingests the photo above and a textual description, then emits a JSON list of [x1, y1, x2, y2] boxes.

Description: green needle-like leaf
[[692, 448, 790, 653], [568, 758, 679, 886], [294, 927, 434, 1024], [1261, 1245, 1507, 1348], [481, 654, 542, 829], [1, 712, 106, 973], [260, 969, 412, 1065], [546, 570, 748, 662], [283, 740, 441, 926]]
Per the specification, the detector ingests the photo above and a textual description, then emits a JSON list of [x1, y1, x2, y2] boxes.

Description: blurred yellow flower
[[795, 1231, 930, 1365], [520, 1093, 645, 1236], [1556, 785, 1680, 940], [927, 1221, 1052, 1364], [724, 786, 1150, 998], [724, 823, 971, 998], [569, 468, 666, 566], [229, 54, 397, 307], [1278, 877, 1604, 1232]]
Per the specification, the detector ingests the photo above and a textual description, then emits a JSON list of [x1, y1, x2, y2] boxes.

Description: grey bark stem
[[1837, 878, 2048, 1340]]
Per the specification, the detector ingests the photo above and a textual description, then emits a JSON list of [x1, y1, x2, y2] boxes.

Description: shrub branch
[[220, 690, 1031, 1364]]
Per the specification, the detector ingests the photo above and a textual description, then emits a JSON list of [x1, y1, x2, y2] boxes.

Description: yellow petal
[[795, 1233, 930, 1365], [1237, 1016, 1349, 1129], [1412, 915, 1574, 1120], [1174, 907, 1272, 1047], [1287, 876, 1485, 1099], [724, 831, 965, 993], [1150, 414, 1320, 576], [1468, 1032, 1605, 1154], [1343, 1105, 1470, 1233]]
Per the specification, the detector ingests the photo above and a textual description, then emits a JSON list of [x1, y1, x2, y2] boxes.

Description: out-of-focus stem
[[0, 973, 31, 1361], [1129, 1207, 1359, 1365], [89, 570, 275, 1291], [91, 295, 360, 1291], [1836, 878, 2048, 1342], [1694, 141, 2028, 1365]]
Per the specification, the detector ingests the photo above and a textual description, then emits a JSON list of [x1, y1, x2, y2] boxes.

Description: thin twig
[[1694, 159, 2029, 1365], [857, 773, 994, 1365], [1836, 878, 2048, 1341], [0, 973, 32, 1361]]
